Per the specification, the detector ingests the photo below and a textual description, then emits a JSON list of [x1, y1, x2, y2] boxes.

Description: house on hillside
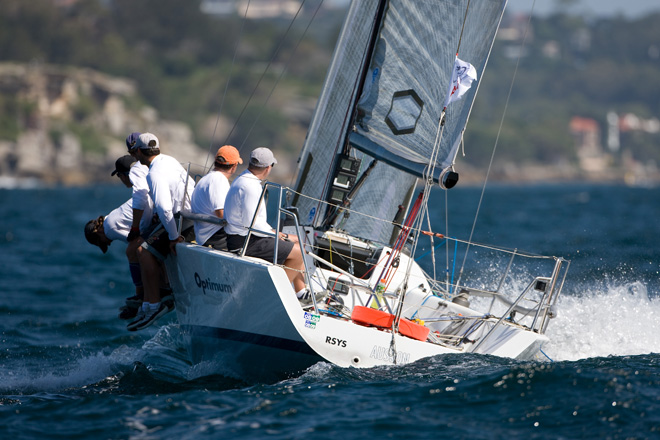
[[200, 0, 302, 18], [570, 116, 609, 174]]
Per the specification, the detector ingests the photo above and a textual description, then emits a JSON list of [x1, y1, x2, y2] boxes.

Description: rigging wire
[[455, 0, 471, 56], [222, 0, 308, 151], [239, 0, 326, 155], [425, 206, 437, 280], [204, 0, 252, 173], [392, 0, 475, 328], [445, 188, 450, 291], [455, 0, 537, 289]]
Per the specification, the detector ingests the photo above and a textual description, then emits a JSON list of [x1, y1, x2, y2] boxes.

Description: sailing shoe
[[160, 294, 175, 313], [298, 289, 326, 305], [124, 295, 143, 309], [118, 304, 139, 320], [133, 302, 170, 331], [126, 308, 147, 331]]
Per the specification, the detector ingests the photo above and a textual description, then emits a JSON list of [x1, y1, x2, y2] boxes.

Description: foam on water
[[0, 350, 125, 394], [3, 275, 656, 395], [545, 280, 660, 361], [0, 325, 191, 394]]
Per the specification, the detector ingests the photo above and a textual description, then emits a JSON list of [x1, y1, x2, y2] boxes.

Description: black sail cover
[[293, 0, 506, 244]]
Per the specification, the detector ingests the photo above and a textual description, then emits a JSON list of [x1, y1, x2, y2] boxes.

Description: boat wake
[[0, 350, 120, 395], [544, 280, 660, 361], [0, 323, 247, 395], [3, 279, 656, 395]]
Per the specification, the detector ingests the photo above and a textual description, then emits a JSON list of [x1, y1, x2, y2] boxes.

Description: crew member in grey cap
[[224, 147, 312, 301]]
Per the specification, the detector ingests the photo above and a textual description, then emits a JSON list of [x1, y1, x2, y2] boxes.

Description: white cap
[[136, 132, 159, 150]]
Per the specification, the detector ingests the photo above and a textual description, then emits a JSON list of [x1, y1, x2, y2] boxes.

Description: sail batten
[[348, 132, 444, 183]]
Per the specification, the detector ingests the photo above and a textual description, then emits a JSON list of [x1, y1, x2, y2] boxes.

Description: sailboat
[[165, 0, 569, 382]]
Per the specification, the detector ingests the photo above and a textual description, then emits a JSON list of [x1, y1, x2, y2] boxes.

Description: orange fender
[[351, 306, 429, 341]]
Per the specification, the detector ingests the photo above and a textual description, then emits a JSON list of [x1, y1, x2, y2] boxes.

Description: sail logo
[[370, 345, 410, 364], [194, 272, 233, 295], [385, 89, 424, 135]]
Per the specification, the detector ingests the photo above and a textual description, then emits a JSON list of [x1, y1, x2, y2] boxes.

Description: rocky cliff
[[0, 62, 210, 186]]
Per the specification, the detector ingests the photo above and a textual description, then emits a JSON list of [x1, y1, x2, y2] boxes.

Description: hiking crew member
[[190, 145, 242, 249], [128, 132, 195, 331]]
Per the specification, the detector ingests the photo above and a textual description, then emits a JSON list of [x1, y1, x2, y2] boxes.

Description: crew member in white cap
[[123, 132, 151, 244], [121, 133, 154, 317], [224, 147, 311, 301], [128, 132, 195, 331]]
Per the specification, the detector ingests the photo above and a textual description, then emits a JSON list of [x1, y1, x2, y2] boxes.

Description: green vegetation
[[468, 11, 660, 166], [0, 0, 658, 166], [0, 96, 20, 141]]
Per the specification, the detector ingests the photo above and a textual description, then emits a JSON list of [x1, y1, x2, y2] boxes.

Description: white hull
[[165, 238, 556, 382], [165, 245, 323, 382]]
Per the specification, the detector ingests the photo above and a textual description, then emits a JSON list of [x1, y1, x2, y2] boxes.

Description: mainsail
[[293, 0, 506, 244]]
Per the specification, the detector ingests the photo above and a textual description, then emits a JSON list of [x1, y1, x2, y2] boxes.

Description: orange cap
[[215, 145, 243, 165]]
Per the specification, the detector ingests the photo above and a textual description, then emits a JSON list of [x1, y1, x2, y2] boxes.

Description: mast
[[341, 0, 388, 157], [319, 0, 388, 228]]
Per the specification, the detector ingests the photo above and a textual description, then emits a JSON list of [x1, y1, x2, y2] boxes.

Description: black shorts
[[143, 219, 194, 260], [226, 234, 294, 265], [203, 228, 228, 251], [140, 222, 159, 240]]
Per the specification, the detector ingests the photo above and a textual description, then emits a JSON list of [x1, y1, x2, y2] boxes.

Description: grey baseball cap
[[249, 147, 277, 167]]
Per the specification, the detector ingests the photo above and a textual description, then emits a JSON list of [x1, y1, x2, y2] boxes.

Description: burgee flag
[[443, 57, 477, 108]]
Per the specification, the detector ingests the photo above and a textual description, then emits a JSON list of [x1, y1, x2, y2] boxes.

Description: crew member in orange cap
[[190, 145, 243, 249]]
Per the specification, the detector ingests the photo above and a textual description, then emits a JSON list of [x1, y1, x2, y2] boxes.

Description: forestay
[[293, 0, 506, 244]]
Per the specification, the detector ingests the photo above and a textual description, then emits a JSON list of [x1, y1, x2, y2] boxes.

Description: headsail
[[293, 0, 507, 243]]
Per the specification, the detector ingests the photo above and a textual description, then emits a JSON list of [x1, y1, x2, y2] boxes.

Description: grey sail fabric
[[352, 0, 506, 175], [292, 0, 378, 229], [293, 0, 506, 244]]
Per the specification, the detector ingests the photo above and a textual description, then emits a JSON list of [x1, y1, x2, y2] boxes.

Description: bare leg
[[137, 245, 160, 304], [283, 242, 306, 292], [126, 239, 144, 297]]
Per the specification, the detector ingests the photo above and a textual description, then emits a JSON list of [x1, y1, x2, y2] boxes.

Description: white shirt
[[129, 162, 151, 212], [190, 170, 230, 245], [224, 169, 271, 237], [146, 154, 195, 240], [104, 200, 132, 242], [104, 199, 155, 242]]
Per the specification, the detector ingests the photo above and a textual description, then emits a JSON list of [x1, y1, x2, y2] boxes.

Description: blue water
[[1, 183, 659, 439]]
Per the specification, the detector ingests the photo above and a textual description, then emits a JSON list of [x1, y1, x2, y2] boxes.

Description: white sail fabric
[[293, 0, 506, 244]]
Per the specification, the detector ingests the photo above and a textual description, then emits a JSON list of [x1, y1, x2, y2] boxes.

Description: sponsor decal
[[325, 336, 347, 348], [304, 311, 320, 330], [304, 312, 320, 323], [369, 345, 410, 364], [194, 272, 233, 295]]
